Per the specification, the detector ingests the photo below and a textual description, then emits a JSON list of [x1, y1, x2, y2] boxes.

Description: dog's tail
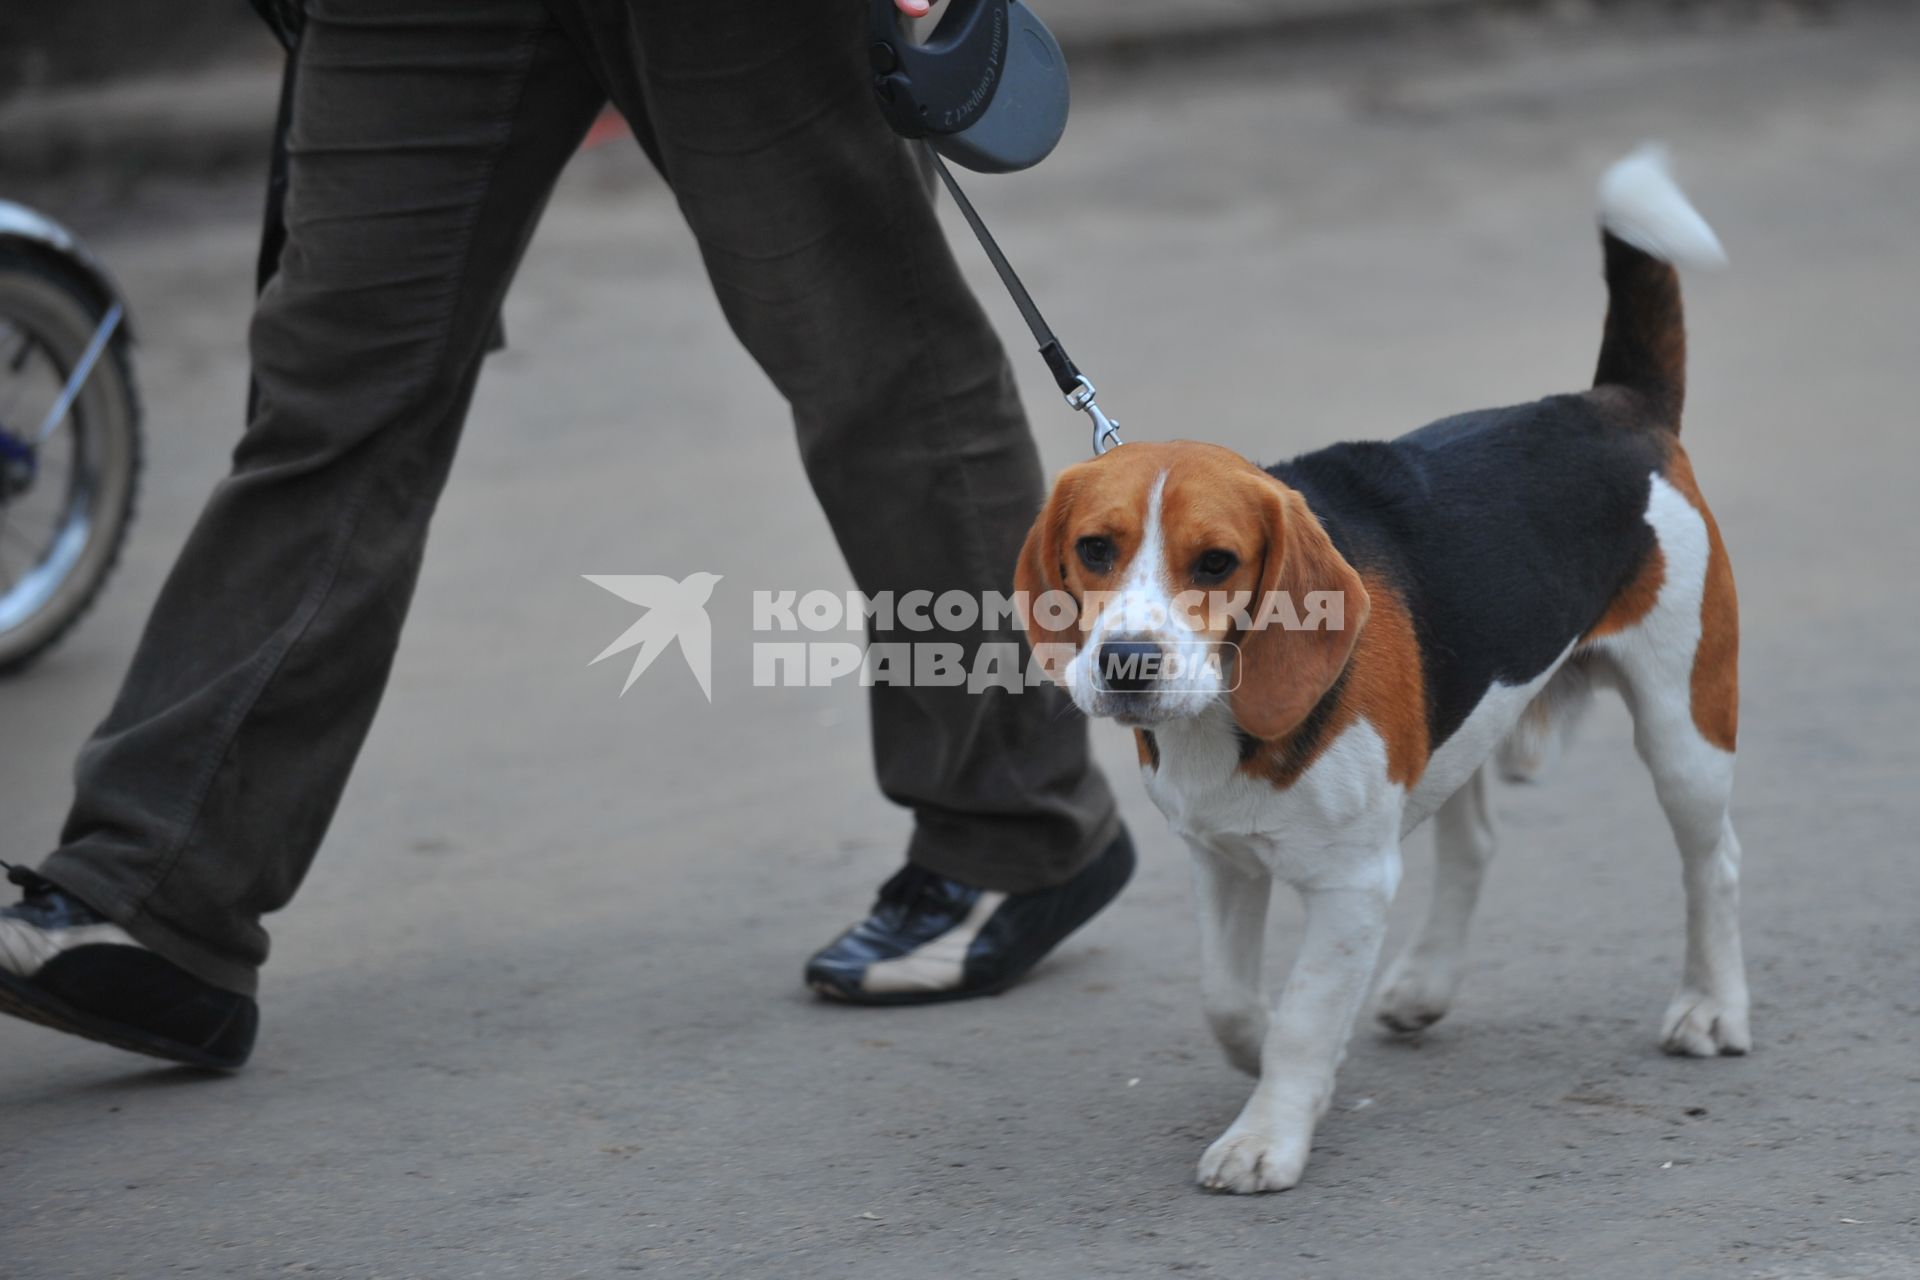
[[1592, 144, 1726, 429]]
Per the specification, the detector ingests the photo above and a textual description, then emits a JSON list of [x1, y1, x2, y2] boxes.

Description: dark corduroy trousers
[[37, 0, 1116, 995]]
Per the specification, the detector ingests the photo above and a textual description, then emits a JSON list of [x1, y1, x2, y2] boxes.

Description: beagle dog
[[1018, 146, 1746, 1194]]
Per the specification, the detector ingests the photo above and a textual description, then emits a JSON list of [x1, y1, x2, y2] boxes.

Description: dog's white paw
[[1196, 1124, 1311, 1194], [1660, 989, 1751, 1057], [1374, 951, 1459, 1034]]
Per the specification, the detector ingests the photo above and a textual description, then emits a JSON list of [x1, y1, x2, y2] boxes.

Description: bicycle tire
[[0, 245, 143, 673]]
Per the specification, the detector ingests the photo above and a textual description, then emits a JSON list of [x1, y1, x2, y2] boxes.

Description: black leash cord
[[926, 144, 1124, 453], [926, 145, 1081, 396]]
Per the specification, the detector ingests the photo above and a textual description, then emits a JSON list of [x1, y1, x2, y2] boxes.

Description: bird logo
[[583, 572, 722, 700]]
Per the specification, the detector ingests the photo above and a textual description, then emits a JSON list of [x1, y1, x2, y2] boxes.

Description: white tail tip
[[1598, 143, 1727, 270]]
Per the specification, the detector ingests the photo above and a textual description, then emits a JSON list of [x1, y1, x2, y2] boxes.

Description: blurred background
[[2, 2, 1916, 1277]]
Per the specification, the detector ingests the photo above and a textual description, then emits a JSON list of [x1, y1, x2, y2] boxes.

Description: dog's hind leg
[[1374, 766, 1497, 1034], [1626, 661, 1750, 1055], [1601, 466, 1750, 1056], [1629, 680, 1749, 1056], [1189, 843, 1272, 1076]]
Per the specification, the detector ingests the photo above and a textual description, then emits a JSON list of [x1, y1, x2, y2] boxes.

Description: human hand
[[895, 0, 932, 15]]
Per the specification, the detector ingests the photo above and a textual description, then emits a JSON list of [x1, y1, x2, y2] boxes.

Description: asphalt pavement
[[2, 7, 1917, 1277]]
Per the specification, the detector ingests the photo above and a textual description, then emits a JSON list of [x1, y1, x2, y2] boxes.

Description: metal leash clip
[[1067, 376, 1123, 456]]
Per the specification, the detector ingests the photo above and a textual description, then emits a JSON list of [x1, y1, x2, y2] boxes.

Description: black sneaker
[[0, 864, 257, 1070], [805, 826, 1134, 1006]]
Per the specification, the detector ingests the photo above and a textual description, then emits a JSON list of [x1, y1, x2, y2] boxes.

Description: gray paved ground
[[3, 8, 1918, 1277]]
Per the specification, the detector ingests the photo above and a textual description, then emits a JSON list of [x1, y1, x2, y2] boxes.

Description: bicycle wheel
[[0, 246, 141, 672]]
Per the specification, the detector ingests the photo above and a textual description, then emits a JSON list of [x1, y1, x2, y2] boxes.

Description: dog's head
[[1016, 441, 1370, 741]]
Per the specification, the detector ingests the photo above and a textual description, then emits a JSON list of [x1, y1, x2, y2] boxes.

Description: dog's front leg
[[1198, 848, 1400, 1194], [1188, 843, 1273, 1076], [1376, 766, 1497, 1032]]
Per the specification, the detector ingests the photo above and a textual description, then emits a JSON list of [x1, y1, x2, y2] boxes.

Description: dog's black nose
[[1097, 640, 1163, 693]]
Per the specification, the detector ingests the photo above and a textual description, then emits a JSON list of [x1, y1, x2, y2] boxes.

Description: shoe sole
[[806, 971, 1025, 1008], [0, 968, 247, 1071]]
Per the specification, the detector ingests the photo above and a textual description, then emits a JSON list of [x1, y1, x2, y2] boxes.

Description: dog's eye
[[1194, 549, 1239, 584], [1076, 536, 1116, 574]]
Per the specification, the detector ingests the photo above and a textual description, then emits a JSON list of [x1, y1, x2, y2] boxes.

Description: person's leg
[[575, 0, 1124, 1000], [614, 0, 1116, 885], [13, 0, 604, 1011]]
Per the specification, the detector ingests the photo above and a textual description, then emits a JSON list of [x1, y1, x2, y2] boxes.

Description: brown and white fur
[[1017, 146, 1745, 1193]]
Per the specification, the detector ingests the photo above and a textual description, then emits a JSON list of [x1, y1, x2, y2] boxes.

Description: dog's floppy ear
[[1230, 479, 1370, 741], [1015, 468, 1085, 679]]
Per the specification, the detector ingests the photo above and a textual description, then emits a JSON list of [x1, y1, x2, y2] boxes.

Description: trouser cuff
[[907, 806, 1123, 896], [32, 855, 261, 998]]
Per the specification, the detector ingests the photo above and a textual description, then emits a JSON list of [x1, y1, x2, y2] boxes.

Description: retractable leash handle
[[869, 0, 1069, 173], [869, 0, 1123, 455]]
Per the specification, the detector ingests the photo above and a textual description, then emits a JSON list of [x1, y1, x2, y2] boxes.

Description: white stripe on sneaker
[[860, 891, 1009, 995], [0, 916, 138, 979]]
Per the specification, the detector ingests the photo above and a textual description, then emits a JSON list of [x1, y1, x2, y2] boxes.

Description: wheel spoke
[[0, 339, 49, 425], [2, 324, 33, 372]]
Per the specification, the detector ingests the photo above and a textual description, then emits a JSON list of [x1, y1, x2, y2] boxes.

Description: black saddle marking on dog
[[1269, 393, 1668, 751]]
